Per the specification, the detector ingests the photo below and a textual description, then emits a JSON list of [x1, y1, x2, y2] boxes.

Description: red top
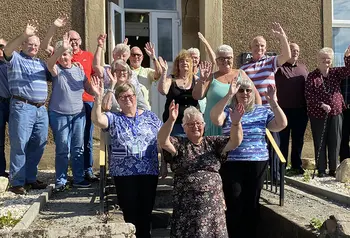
[[305, 56, 350, 119], [72, 49, 94, 102]]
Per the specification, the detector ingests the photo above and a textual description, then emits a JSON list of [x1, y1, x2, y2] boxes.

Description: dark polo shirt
[[275, 61, 308, 108]]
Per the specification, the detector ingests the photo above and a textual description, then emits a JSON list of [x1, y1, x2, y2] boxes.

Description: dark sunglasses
[[0, 44, 4, 50], [238, 88, 253, 94]]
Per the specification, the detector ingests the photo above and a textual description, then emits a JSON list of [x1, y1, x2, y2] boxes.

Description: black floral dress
[[163, 136, 229, 238]]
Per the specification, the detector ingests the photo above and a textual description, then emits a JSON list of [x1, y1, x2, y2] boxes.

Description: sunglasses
[[238, 88, 253, 94], [0, 44, 5, 50]]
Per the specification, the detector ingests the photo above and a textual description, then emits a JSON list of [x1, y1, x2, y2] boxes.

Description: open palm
[[228, 77, 240, 96], [262, 84, 277, 103], [200, 61, 212, 82], [54, 14, 68, 27], [90, 75, 104, 97], [230, 103, 244, 124], [169, 100, 179, 121], [25, 20, 38, 37], [158, 56, 168, 74]]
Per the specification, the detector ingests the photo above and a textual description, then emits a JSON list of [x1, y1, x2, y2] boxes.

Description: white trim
[[332, 0, 350, 24], [108, 2, 125, 63]]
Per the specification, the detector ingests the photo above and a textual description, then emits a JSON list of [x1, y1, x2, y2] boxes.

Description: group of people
[[1, 14, 350, 238]]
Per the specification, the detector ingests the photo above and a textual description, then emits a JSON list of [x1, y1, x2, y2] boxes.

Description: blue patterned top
[[104, 110, 162, 176], [222, 105, 274, 161]]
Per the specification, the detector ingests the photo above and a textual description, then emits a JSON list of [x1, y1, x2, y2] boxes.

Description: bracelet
[[106, 88, 115, 94]]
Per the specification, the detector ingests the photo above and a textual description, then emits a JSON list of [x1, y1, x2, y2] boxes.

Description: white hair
[[54, 40, 73, 54], [113, 43, 130, 56], [216, 44, 233, 56], [188, 47, 200, 57], [318, 47, 334, 59], [182, 106, 204, 127]]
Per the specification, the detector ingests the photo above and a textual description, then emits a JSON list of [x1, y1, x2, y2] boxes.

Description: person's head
[[250, 36, 267, 61], [288, 42, 300, 64], [317, 47, 334, 70], [129, 46, 144, 69], [188, 47, 200, 68], [173, 49, 193, 78], [54, 40, 73, 68], [112, 43, 130, 62], [68, 30, 82, 52], [0, 38, 7, 60], [182, 106, 205, 140], [111, 59, 132, 84], [231, 77, 256, 112], [115, 82, 137, 113], [216, 44, 234, 72], [22, 35, 40, 57]]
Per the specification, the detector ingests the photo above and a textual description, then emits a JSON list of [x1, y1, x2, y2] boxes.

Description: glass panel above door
[[124, 0, 176, 10], [157, 18, 173, 62]]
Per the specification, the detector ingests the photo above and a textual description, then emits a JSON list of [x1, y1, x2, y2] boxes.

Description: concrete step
[[152, 208, 173, 229], [155, 184, 173, 208], [158, 176, 174, 186], [152, 228, 171, 238]]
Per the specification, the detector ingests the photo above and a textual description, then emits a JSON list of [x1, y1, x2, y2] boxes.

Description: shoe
[[8, 186, 26, 195], [328, 170, 336, 177], [0, 172, 9, 177], [53, 184, 67, 193], [26, 181, 48, 189], [73, 180, 91, 188], [317, 171, 326, 178], [85, 173, 99, 182]]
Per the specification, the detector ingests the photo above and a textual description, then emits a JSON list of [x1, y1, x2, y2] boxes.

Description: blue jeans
[[0, 100, 9, 174], [9, 99, 48, 187], [49, 111, 86, 185], [83, 102, 94, 175]]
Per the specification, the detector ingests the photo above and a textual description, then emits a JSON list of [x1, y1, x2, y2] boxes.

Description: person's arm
[[211, 79, 240, 126], [101, 68, 118, 111], [4, 21, 38, 59], [192, 61, 213, 100], [93, 34, 107, 78], [47, 33, 71, 77], [271, 23, 291, 67], [41, 15, 68, 56], [144, 42, 161, 80], [131, 76, 150, 110], [158, 100, 178, 155], [157, 56, 173, 95], [198, 32, 216, 66], [91, 75, 109, 128], [240, 70, 262, 105], [222, 103, 244, 153], [263, 85, 288, 132]]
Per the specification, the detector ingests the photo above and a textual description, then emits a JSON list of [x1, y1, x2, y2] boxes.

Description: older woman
[[211, 76, 287, 238], [91, 80, 162, 238], [158, 100, 243, 238], [192, 45, 261, 136], [305, 46, 350, 177], [158, 50, 199, 136], [47, 33, 92, 190]]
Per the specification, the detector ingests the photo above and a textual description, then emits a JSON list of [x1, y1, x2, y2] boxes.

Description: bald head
[[288, 43, 300, 64], [130, 46, 144, 69], [68, 30, 82, 52], [250, 36, 267, 61]]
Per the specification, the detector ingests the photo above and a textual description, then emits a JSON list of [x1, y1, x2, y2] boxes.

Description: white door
[[108, 2, 125, 64], [149, 12, 180, 119]]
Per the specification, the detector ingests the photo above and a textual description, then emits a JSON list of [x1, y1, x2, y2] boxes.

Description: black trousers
[[220, 160, 268, 238], [340, 108, 350, 163], [310, 114, 342, 172], [279, 107, 308, 169], [114, 175, 158, 238]]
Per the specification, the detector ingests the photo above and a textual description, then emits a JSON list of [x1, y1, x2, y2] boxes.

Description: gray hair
[[182, 106, 204, 127], [111, 59, 132, 81], [231, 74, 256, 112], [54, 40, 73, 54], [216, 44, 233, 56], [318, 47, 334, 59], [115, 82, 136, 99], [113, 43, 130, 56], [188, 47, 200, 57]]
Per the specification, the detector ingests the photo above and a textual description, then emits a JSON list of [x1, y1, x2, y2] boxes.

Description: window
[[332, 0, 350, 66], [124, 0, 176, 10]]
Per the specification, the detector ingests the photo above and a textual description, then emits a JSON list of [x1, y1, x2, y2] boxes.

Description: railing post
[[279, 161, 285, 206]]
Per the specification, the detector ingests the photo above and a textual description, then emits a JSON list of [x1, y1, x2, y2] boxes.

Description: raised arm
[[144, 42, 162, 80], [4, 20, 38, 58], [91, 75, 109, 129], [222, 103, 244, 153], [158, 100, 178, 155], [47, 32, 70, 77], [264, 84, 288, 132], [211, 79, 240, 126], [192, 61, 213, 100], [272, 23, 291, 66], [198, 32, 216, 66], [157, 56, 173, 95], [41, 15, 68, 56], [93, 34, 107, 78]]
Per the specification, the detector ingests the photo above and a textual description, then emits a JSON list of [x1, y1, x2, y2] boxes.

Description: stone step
[[155, 184, 173, 208], [152, 228, 171, 238], [158, 176, 174, 186], [152, 208, 173, 229]]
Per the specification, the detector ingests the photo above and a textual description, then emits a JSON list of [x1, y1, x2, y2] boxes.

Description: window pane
[[333, 0, 350, 20], [124, 0, 176, 10], [114, 10, 122, 43], [333, 27, 350, 66], [158, 19, 173, 61]]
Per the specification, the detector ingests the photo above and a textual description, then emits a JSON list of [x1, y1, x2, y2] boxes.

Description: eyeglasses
[[186, 122, 204, 128], [0, 44, 4, 50], [118, 94, 135, 101], [131, 53, 143, 57], [238, 88, 253, 94], [70, 38, 80, 42], [217, 57, 233, 62]]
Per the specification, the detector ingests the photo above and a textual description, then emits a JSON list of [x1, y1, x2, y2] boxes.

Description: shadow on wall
[[71, 0, 86, 50]]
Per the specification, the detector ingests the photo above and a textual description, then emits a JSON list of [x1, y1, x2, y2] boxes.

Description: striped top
[[240, 56, 278, 105], [222, 105, 274, 161], [6, 51, 50, 102]]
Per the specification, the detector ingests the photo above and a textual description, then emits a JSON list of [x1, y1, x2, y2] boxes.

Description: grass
[[0, 211, 20, 229], [310, 217, 323, 231]]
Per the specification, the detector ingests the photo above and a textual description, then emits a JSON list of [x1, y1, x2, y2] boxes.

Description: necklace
[[320, 75, 331, 94]]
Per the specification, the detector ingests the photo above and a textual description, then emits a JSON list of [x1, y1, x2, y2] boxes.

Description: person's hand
[[73, 62, 84, 71], [228, 77, 240, 96], [321, 103, 331, 113], [271, 22, 287, 40], [144, 42, 156, 59], [345, 45, 350, 57], [90, 75, 104, 98], [199, 61, 212, 83], [106, 68, 118, 86], [54, 14, 68, 28], [102, 91, 113, 111], [158, 56, 168, 75], [198, 32, 208, 44], [24, 20, 39, 37], [97, 34, 107, 47], [62, 32, 70, 50], [262, 84, 278, 105], [169, 100, 179, 122], [229, 103, 244, 125]]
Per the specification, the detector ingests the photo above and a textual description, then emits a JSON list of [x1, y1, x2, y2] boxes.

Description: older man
[[0, 39, 10, 178], [129, 44, 161, 109], [4, 22, 50, 194], [275, 43, 309, 174]]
